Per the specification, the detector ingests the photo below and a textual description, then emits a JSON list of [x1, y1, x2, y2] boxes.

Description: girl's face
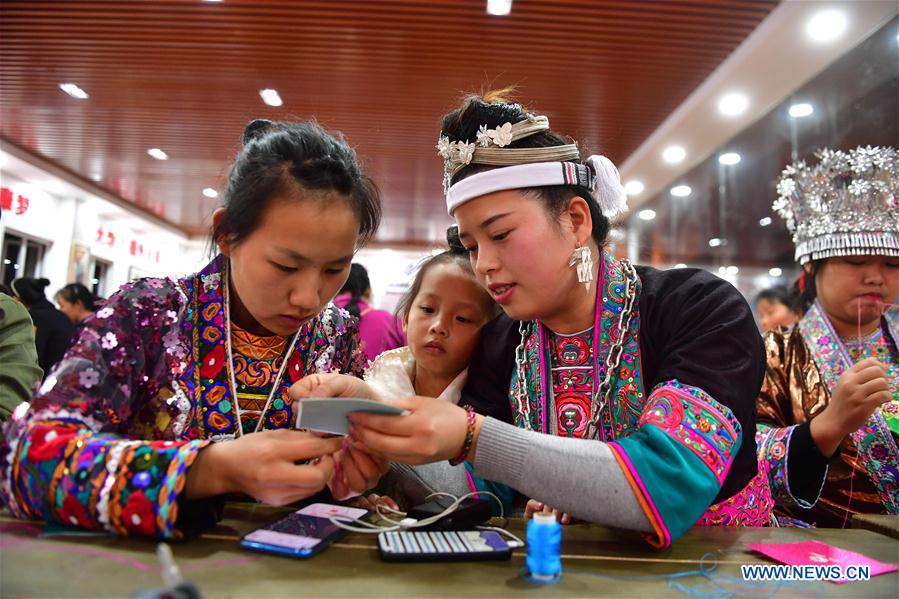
[[454, 190, 583, 323], [405, 262, 491, 379], [216, 196, 360, 337], [815, 255, 899, 330], [756, 298, 798, 333]]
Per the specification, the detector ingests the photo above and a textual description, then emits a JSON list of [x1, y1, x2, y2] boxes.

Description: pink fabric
[[747, 540, 899, 583], [333, 294, 406, 363], [695, 457, 774, 526]]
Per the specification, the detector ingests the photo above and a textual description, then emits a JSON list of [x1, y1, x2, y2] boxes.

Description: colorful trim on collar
[[177, 255, 329, 440], [798, 302, 899, 514], [508, 251, 644, 440]]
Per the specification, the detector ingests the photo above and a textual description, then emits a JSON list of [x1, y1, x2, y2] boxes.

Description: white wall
[[0, 173, 205, 300]]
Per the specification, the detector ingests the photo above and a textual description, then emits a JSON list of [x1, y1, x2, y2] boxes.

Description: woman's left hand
[[348, 396, 480, 465], [329, 440, 390, 500]]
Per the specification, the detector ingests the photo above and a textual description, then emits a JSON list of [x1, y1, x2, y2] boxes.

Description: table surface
[[852, 514, 899, 541], [2, 504, 898, 598]]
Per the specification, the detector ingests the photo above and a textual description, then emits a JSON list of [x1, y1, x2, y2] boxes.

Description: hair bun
[[446, 225, 466, 254], [242, 119, 275, 145], [37, 278, 51, 288]]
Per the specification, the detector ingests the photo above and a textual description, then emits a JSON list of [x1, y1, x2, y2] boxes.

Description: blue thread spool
[[526, 512, 562, 582]]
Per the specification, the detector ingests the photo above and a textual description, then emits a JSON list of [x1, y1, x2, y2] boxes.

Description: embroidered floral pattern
[[639, 380, 741, 485], [1, 255, 365, 538]]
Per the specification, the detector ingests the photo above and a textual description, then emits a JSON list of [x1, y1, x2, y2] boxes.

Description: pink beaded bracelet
[[449, 405, 476, 466]]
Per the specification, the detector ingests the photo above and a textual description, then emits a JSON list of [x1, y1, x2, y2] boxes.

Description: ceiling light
[[718, 92, 748, 116], [789, 103, 814, 118], [147, 148, 168, 160], [486, 0, 513, 16], [624, 180, 644, 195], [674, 263, 687, 269], [806, 10, 847, 43], [638, 209, 656, 221], [202, 187, 218, 198], [662, 146, 686, 164], [708, 238, 725, 247], [58, 83, 89, 99], [670, 185, 692, 197], [725, 265, 739, 275], [759, 217, 772, 227], [718, 152, 741, 165], [260, 88, 283, 107], [769, 267, 783, 277]]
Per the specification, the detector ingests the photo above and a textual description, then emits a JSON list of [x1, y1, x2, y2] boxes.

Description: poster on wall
[[67, 242, 91, 286]]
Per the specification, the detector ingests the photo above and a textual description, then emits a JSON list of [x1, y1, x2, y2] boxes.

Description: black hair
[[212, 119, 382, 250], [439, 89, 610, 247], [792, 260, 823, 315], [395, 227, 500, 323], [339, 263, 371, 318], [755, 285, 799, 312], [56, 283, 99, 312], [11, 277, 50, 306]]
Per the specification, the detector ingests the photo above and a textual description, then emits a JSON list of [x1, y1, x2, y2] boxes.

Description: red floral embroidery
[[59, 495, 92, 528], [200, 345, 225, 380], [121, 491, 156, 536], [26, 426, 78, 462]]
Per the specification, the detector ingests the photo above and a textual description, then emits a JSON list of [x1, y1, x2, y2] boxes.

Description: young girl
[[296, 91, 771, 547], [362, 240, 513, 512], [1, 119, 386, 538], [755, 286, 800, 334], [757, 146, 897, 527]]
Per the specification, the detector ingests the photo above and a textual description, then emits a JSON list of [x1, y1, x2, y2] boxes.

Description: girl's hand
[[185, 429, 342, 506], [329, 440, 390, 500], [811, 358, 891, 457], [524, 499, 574, 525], [347, 396, 482, 465], [289, 373, 379, 403], [348, 493, 400, 513]]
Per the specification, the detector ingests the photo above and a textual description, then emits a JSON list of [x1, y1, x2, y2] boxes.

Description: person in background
[[56, 283, 99, 328], [0, 292, 43, 421], [334, 263, 405, 363], [11, 277, 75, 376], [757, 146, 897, 527], [755, 285, 800, 333]]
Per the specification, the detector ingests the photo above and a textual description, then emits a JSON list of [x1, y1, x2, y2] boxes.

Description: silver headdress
[[773, 146, 898, 264]]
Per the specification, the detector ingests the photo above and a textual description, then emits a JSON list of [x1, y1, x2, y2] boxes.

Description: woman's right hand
[[290, 372, 379, 402], [185, 429, 343, 506], [810, 358, 891, 457]]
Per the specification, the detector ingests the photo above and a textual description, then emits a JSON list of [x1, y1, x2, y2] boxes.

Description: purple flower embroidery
[[79, 369, 100, 389], [101, 332, 118, 350], [96, 307, 114, 319]]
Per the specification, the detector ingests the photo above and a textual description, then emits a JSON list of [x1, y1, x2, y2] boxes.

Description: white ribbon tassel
[[585, 155, 628, 219]]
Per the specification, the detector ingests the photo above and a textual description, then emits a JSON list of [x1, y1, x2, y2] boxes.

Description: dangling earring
[[569, 245, 593, 291]]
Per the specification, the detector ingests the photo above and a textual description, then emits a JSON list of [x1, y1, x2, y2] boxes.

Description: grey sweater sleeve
[[472, 417, 652, 532]]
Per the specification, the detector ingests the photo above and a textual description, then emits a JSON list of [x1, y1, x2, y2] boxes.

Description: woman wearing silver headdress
[[757, 146, 898, 527]]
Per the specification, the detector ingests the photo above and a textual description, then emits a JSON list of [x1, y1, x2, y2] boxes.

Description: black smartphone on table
[[240, 503, 368, 559]]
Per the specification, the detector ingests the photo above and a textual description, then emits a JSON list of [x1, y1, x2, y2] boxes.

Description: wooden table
[[853, 514, 899, 541], [2, 504, 898, 598]]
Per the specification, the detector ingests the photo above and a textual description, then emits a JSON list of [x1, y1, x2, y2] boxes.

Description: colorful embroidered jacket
[[757, 303, 899, 527], [0, 255, 365, 538], [461, 252, 772, 547]]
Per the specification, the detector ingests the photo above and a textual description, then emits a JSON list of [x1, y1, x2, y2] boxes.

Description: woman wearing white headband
[[296, 91, 770, 546]]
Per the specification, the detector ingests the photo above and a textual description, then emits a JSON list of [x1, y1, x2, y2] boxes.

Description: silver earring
[[569, 245, 593, 291]]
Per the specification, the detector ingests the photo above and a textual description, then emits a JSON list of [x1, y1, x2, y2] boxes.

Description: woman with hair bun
[[1, 119, 387, 539], [11, 277, 74, 374]]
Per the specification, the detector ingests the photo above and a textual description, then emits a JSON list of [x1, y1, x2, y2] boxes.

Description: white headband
[[446, 155, 628, 219]]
